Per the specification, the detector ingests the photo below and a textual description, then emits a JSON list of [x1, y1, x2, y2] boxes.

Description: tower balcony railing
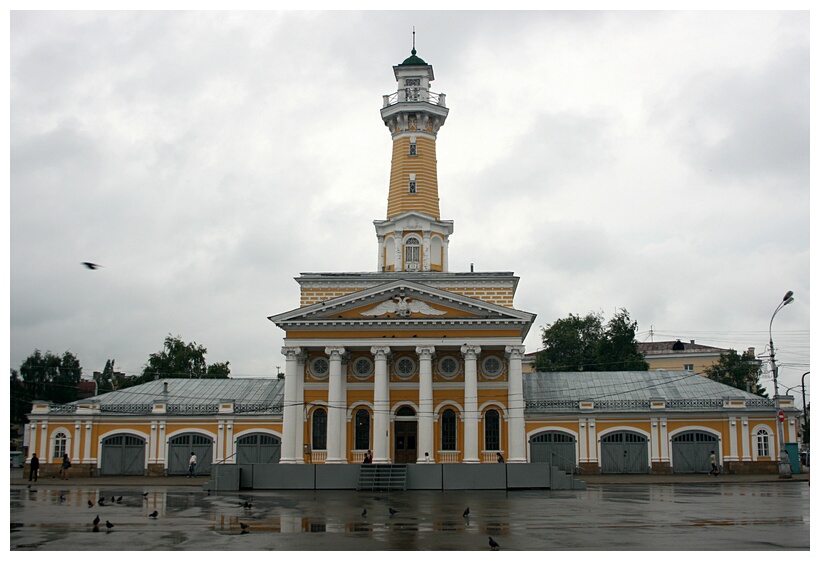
[[383, 89, 446, 108]]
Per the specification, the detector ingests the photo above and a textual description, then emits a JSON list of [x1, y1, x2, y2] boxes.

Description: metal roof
[[62, 378, 284, 416], [524, 371, 773, 413]]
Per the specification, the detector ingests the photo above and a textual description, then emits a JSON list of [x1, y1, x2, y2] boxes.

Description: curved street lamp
[[769, 290, 794, 478]]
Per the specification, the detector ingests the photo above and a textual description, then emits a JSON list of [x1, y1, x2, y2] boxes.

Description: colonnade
[[280, 344, 527, 464]]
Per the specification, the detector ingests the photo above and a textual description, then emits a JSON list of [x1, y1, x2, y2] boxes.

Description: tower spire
[[412, 27, 416, 55]]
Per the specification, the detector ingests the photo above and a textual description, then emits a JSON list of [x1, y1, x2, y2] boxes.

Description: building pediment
[[268, 279, 535, 330]]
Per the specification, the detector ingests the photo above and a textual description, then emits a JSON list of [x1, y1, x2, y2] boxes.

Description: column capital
[[281, 347, 304, 360], [505, 345, 527, 360], [370, 346, 391, 359], [325, 346, 346, 359], [460, 345, 481, 359], [415, 346, 436, 359]]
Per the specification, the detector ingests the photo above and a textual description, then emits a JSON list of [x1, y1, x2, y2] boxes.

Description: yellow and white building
[[25, 48, 798, 478]]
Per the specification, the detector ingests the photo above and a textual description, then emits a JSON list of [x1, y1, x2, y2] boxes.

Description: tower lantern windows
[[409, 139, 417, 156], [408, 173, 417, 194]]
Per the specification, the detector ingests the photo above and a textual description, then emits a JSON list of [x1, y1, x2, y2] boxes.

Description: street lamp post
[[769, 290, 794, 478], [800, 371, 809, 455]]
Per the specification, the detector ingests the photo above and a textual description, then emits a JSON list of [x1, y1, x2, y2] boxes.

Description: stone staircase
[[358, 464, 407, 491]]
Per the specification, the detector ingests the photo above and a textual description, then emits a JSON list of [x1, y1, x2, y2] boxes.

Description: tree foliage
[[703, 349, 768, 397], [535, 309, 649, 372], [18, 349, 83, 404], [121, 334, 231, 387]]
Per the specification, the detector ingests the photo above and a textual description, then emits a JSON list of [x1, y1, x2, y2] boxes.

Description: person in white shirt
[[188, 452, 197, 477]]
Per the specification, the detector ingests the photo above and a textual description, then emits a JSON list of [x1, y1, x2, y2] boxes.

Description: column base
[[323, 459, 348, 464], [461, 458, 480, 464], [507, 458, 527, 464]]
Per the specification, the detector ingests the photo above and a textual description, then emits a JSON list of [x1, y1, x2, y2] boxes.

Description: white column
[[28, 423, 38, 464], [650, 419, 660, 462], [83, 422, 92, 464], [461, 345, 481, 463], [225, 423, 234, 462], [340, 366, 348, 460], [149, 421, 158, 462], [443, 238, 450, 272], [157, 423, 166, 465], [376, 234, 385, 271], [422, 230, 431, 272], [280, 347, 304, 464], [416, 346, 435, 462], [325, 346, 346, 463], [588, 420, 598, 464], [505, 345, 527, 463], [39, 423, 48, 460], [394, 229, 403, 271], [216, 421, 225, 463], [295, 354, 306, 463], [72, 422, 81, 463], [371, 346, 391, 463], [659, 419, 669, 462], [579, 420, 588, 462], [741, 417, 751, 461]]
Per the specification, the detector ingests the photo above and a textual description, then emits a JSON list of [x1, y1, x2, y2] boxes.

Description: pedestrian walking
[[58, 454, 71, 480], [497, 452, 505, 463], [29, 453, 39, 482], [362, 450, 373, 464], [710, 450, 719, 476], [188, 452, 197, 477]]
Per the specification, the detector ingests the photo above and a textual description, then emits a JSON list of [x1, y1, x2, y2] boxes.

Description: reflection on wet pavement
[[9, 483, 809, 550]]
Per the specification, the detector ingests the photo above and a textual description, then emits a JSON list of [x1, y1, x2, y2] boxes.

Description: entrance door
[[600, 431, 649, 473], [394, 421, 418, 464], [671, 431, 718, 473]]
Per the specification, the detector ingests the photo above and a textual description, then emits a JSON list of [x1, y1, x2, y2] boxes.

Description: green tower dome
[[399, 48, 427, 66]]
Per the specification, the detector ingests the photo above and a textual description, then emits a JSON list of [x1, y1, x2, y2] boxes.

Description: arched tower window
[[312, 409, 327, 451], [404, 238, 420, 271], [484, 409, 500, 451], [441, 408, 457, 451], [354, 409, 371, 450]]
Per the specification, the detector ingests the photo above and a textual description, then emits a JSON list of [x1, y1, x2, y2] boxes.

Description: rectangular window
[[409, 142, 417, 156], [684, 364, 694, 372], [409, 180, 417, 194], [405, 78, 420, 86]]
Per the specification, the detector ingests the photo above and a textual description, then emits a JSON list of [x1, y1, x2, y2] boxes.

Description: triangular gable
[[268, 279, 535, 325]]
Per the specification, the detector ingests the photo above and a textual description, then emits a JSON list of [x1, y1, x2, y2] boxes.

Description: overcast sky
[[7, 10, 811, 404]]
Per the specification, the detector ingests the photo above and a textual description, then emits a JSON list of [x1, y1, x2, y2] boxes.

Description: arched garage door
[[168, 433, 213, 475], [530, 431, 577, 473], [100, 434, 146, 475], [601, 431, 649, 473], [236, 433, 281, 464], [672, 431, 719, 473]]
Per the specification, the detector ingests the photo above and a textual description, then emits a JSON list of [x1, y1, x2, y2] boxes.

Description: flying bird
[[81, 262, 103, 270], [149, 510, 158, 519], [361, 508, 367, 517], [489, 536, 500, 550], [463, 507, 470, 518], [93, 515, 100, 526], [389, 507, 398, 516], [105, 520, 114, 530]]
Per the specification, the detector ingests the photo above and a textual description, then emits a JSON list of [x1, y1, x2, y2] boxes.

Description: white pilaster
[[741, 417, 751, 461], [588, 420, 598, 463], [727, 417, 739, 461], [280, 346, 304, 464], [422, 230, 431, 272], [650, 419, 660, 462], [39, 423, 48, 459], [659, 419, 669, 462], [579, 419, 588, 462], [325, 346, 347, 463], [83, 422, 92, 464], [376, 234, 385, 271], [505, 345, 527, 463], [394, 230, 403, 271], [72, 422, 81, 463], [371, 346, 391, 463], [416, 346, 435, 462], [149, 421, 158, 462], [295, 354, 306, 463], [225, 423, 234, 462], [461, 345, 481, 463]]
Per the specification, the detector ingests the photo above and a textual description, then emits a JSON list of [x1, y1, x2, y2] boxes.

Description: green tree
[[703, 349, 768, 397], [18, 349, 83, 404], [123, 335, 231, 387], [10, 369, 29, 424], [535, 309, 649, 372]]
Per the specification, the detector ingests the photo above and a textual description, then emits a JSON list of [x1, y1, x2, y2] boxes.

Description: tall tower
[[374, 45, 453, 273]]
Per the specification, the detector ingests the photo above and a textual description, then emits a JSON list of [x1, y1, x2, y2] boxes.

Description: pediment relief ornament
[[360, 295, 446, 317]]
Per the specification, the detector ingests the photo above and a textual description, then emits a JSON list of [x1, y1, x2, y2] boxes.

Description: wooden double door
[[394, 420, 418, 463]]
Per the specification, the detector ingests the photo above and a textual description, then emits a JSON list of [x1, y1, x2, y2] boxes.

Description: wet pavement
[[9, 473, 810, 550]]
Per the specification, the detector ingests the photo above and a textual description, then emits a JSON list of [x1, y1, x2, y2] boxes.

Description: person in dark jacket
[[29, 453, 39, 482]]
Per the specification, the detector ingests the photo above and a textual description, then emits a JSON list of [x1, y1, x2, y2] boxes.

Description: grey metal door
[[600, 432, 649, 473], [671, 431, 718, 473], [168, 434, 213, 475], [530, 431, 577, 473], [236, 434, 281, 464], [100, 434, 145, 475]]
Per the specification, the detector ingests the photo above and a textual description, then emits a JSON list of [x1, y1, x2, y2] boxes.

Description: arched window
[[441, 409, 457, 451], [354, 409, 370, 450], [53, 431, 68, 459], [756, 429, 770, 458], [484, 409, 500, 451], [404, 238, 420, 271], [312, 409, 327, 450]]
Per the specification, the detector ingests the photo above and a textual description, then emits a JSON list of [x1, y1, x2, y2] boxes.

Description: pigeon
[[116, 496, 123, 504], [142, 492, 149, 498], [81, 262, 103, 270], [111, 496, 116, 503], [59, 495, 66, 502], [88, 500, 94, 508], [489, 536, 500, 550], [463, 507, 470, 518], [93, 515, 100, 526], [361, 508, 367, 517], [240, 522, 249, 530], [149, 510, 158, 519], [105, 521, 114, 530], [243, 501, 253, 509], [389, 507, 398, 516], [98, 497, 106, 506]]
